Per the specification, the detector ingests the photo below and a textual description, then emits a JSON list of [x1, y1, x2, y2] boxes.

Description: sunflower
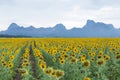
[[55, 70, 64, 78], [84, 77, 91, 80], [103, 55, 110, 60], [9, 55, 14, 60], [64, 54, 69, 58], [60, 59, 65, 64], [97, 55, 102, 59], [115, 52, 120, 55], [81, 54, 86, 59], [38, 60, 43, 65], [0, 57, 4, 61], [91, 52, 96, 57], [25, 62, 30, 66], [90, 58, 95, 62], [71, 53, 76, 57], [23, 59, 29, 63], [78, 56, 81, 59], [2, 52, 5, 56], [19, 69, 28, 76], [83, 60, 90, 68], [51, 70, 56, 77], [22, 63, 26, 67], [38, 54, 44, 59], [2, 61, 7, 67], [40, 62, 47, 70], [97, 59, 105, 66], [70, 57, 77, 63], [44, 67, 53, 74], [88, 52, 92, 56], [81, 58, 86, 63], [98, 51, 103, 55], [8, 62, 13, 68], [116, 55, 120, 59]]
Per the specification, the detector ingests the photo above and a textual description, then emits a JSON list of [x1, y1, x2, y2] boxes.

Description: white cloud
[[0, 0, 120, 30]]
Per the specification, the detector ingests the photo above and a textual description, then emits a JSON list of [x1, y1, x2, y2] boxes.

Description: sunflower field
[[0, 38, 120, 80]]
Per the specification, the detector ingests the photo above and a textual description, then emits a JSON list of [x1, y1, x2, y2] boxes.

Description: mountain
[[80, 20, 119, 37], [0, 20, 120, 37]]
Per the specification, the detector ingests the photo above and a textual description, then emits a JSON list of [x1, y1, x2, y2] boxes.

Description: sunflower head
[[97, 59, 105, 66], [84, 77, 91, 80], [83, 60, 90, 68], [8, 62, 13, 68]]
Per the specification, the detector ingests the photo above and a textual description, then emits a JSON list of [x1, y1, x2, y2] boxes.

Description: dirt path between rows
[[29, 42, 37, 79]]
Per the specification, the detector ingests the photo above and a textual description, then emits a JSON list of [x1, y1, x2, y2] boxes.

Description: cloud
[[0, 0, 120, 30], [0, 0, 15, 5]]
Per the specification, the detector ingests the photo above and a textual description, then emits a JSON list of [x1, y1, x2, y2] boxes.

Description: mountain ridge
[[0, 20, 120, 37]]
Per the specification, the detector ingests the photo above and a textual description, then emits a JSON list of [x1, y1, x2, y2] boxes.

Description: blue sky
[[0, 0, 120, 30]]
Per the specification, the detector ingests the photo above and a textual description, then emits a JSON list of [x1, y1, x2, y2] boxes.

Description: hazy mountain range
[[0, 20, 120, 37]]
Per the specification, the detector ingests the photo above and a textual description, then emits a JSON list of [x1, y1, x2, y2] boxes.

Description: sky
[[0, 0, 120, 30]]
